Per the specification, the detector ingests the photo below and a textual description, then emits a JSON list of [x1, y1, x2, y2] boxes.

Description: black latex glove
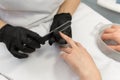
[[49, 13, 72, 45], [0, 24, 44, 59]]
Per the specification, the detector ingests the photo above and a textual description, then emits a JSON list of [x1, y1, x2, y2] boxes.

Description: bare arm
[[58, 0, 80, 15], [0, 20, 6, 29]]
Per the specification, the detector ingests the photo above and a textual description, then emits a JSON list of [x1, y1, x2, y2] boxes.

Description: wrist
[[0, 24, 14, 42], [0, 20, 7, 29], [55, 13, 72, 21], [79, 70, 102, 80]]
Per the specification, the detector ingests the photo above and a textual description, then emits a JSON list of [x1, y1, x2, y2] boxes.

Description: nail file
[[41, 21, 71, 43]]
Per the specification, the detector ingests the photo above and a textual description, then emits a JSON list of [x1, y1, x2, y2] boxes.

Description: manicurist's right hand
[[0, 24, 44, 59]]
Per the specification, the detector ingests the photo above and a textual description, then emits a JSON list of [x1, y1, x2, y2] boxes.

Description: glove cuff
[[0, 24, 13, 42], [55, 13, 72, 21]]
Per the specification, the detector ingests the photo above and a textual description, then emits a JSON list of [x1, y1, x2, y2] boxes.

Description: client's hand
[[101, 25, 120, 51], [59, 32, 101, 80]]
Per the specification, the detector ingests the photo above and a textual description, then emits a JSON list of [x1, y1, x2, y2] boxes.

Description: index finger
[[59, 32, 76, 48], [101, 33, 113, 40]]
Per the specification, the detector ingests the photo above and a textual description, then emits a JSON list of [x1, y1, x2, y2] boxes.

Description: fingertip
[[101, 34, 104, 40], [19, 54, 29, 59], [101, 34, 108, 40], [59, 31, 67, 36], [111, 25, 120, 29], [13, 53, 29, 59], [59, 32, 66, 39], [49, 38, 55, 45], [59, 32, 62, 35], [59, 32, 71, 42]]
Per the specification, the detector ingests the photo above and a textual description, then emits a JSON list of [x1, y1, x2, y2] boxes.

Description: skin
[[59, 32, 102, 80], [58, 0, 80, 15], [101, 25, 120, 51], [0, 20, 6, 29]]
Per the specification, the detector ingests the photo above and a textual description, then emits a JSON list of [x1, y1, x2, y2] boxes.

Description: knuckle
[[112, 33, 118, 39]]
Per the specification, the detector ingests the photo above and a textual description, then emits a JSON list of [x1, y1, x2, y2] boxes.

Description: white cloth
[[0, 3, 120, 80], [0, 0, 64, 28]]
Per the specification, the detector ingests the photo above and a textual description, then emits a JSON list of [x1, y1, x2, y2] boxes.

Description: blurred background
[[81, 0, 120, 23]]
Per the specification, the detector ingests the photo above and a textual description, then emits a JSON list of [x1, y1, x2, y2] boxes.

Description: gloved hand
[[0, 24, 44, 59], [49, 13, 72, 45]]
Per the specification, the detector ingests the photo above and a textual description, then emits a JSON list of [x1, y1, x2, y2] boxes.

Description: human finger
[[10, 44, 28, 59], [53, 31, 67, 44], [16, 36, 35, 53], [17, 42, 35, 53], [59, 32, 76, 48], [103, 28, 116, 33], [111, 25, 120, 29], [21, 45, 35, 53], [101, 33, 114, 40], [49, 37, 56, 45], [22, 36, 40, 48], [108, 45, 120, 52], [26, 29, 41, 43]]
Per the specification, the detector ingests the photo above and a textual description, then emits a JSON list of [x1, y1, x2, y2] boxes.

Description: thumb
[[49, 37, 56, 45]]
